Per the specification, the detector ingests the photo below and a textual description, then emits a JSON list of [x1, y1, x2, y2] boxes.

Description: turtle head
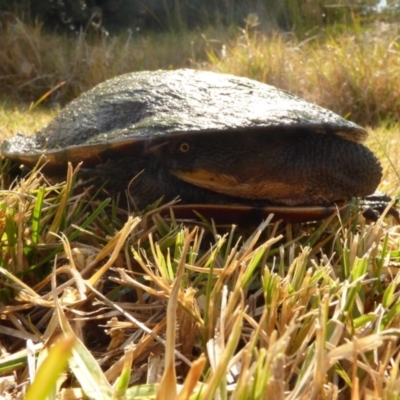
[[153, 128, 382, 206]]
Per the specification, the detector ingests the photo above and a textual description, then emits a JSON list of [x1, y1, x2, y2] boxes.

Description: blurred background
[[0, 0, 399, 126]]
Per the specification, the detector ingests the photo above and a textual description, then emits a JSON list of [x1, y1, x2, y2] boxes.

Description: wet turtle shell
[[1, 69, 382, 222]]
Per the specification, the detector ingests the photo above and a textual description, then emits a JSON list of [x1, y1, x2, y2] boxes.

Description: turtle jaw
[[169, 168, 236, 194], [169, 167, 310, 204]]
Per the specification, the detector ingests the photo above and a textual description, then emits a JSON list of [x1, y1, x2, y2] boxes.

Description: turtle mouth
[[170, 168, 237, 193], [169, 167, 308, 204]]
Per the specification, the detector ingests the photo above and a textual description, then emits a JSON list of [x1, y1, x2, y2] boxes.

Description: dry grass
[[0, 160, 400, 399], [369, 124, 400, 196], [0, 15, 212, 105], [1, 17, 400, 126], [207, 21, 400, 126]]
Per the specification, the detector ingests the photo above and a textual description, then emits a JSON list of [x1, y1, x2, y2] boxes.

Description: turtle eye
[[179, 142, 190, 153]]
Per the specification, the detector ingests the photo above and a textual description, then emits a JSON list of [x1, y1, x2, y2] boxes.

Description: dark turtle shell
[[1, 69, 382, 222], [2, 69, 368, 164]]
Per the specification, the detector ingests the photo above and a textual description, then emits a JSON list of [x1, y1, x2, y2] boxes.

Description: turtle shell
[[1, 69, 382, 222], [2, 69, 367, 166]]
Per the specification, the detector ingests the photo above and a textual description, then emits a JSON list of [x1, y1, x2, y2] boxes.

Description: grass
[[1, 13, 400, 400], [0, 101, 56, 141], [207, 20, 400, 126], [0, 157, 400, 399], [370, 124, 400, 195], [0, 17, 399, 126], [0, 16, 212, 106]]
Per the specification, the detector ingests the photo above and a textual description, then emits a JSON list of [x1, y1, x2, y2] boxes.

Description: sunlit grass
[[208, 22, 400, 126], [1, 18, 399, 126], [0, 160, 400, 398], [0, 101, 56, 142], [368, 123, 400, 196]]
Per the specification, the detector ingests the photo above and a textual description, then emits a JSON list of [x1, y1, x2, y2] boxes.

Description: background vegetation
[[3, 0, 400, 33], [0, 0, 399, 128], [1, 1, 400, 399]]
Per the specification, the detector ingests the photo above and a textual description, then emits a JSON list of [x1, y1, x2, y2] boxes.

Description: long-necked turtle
[[1, 69, 382, 222]]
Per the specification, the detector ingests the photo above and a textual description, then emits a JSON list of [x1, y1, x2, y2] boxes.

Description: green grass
[[0, 101, 56, 142]]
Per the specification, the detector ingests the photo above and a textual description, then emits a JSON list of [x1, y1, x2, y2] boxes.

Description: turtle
[[1, 69, 383, 223]]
